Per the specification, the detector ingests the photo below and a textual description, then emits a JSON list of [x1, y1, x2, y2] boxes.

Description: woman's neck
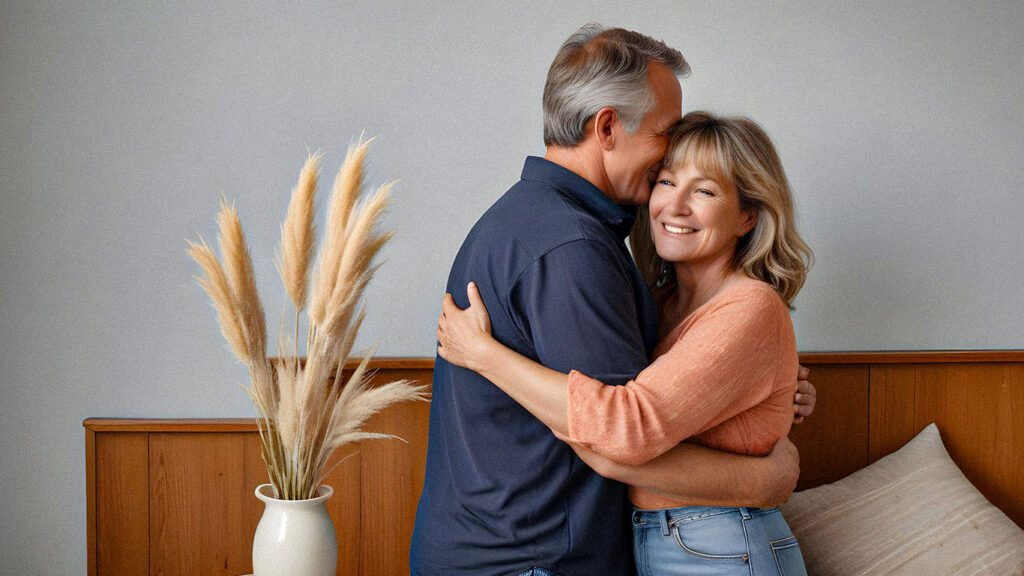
[[671, 255, 746, 319]]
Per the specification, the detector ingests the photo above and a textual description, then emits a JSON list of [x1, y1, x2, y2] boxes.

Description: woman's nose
[[667, 193, 692, 215]]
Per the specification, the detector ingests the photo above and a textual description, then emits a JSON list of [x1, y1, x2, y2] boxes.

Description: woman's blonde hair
[[631, 111, 813, 307]]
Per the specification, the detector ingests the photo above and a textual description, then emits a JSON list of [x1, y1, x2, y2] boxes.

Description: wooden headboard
[[84, 351, 1023, 576]]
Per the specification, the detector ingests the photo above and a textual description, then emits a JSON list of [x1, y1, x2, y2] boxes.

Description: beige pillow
[[781, 423, 1024, 575]]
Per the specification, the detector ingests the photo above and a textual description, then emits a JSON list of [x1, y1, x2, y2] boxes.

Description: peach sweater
[[566, 279, 798, 510]]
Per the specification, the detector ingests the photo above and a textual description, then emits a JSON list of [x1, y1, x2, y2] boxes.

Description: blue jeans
[[632, 506, 807, 576]]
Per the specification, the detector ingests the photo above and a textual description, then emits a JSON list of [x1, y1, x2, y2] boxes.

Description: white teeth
[[664, 224, 695, 234]]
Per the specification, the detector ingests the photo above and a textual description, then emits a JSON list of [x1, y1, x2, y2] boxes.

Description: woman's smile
[[663, 223, 697, 235]]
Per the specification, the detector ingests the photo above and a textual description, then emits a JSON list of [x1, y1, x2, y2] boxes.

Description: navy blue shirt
[[410, 157, 659, 576]]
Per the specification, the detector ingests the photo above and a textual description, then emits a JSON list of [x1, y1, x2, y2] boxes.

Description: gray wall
[[2, 1, 1021, 572]]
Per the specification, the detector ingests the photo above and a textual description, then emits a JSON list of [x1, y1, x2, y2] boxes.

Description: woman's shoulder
[[696, 278, 791, 336], [716, 276, 786, 309]]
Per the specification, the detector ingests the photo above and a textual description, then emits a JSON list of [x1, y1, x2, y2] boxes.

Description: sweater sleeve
[[566, 285, 786, 465]]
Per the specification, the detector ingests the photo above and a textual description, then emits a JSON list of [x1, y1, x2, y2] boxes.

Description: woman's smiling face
[[648, 159, 756, 267]]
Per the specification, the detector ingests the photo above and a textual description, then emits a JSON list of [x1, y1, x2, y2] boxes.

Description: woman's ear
[[739, 209, 758, 237], [592, 106, 618, 151]]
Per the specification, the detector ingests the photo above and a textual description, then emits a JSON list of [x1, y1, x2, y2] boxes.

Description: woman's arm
[[438, 280, 815, 459], [558, 287, 796, 464], [442, 283, 778, 461], [438, 283, 803, 506], [438, 283, 573, 436], [573, 436, 800, 508]]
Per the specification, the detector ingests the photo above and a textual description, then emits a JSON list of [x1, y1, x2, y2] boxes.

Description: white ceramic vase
[[252, 484, 338, 576]]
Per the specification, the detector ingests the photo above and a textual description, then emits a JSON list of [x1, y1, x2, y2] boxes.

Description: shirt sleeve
[[566, 286, 786, 465], [508, 239, 651, 388]]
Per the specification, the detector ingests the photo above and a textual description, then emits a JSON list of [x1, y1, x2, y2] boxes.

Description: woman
[[436, 111, 813, 575]]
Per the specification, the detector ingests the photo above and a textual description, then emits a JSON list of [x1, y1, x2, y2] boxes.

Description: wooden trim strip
[[83, 352, 1024, 432], [84, 426, 97, 576], [357, 357, 435, 370], [372, 352, 1024, 366], [359, 353, 1024, 367], [799, 350, 1024, 364], [83, 419, 258, 432]]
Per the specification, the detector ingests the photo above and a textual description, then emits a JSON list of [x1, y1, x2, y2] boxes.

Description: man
[[411, 24, 814, 576]]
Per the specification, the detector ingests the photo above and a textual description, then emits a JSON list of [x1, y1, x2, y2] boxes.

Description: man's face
[[604, 62, 682, 206]]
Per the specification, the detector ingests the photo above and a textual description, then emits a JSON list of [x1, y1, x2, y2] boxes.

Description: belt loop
[[738, 507, 752, 521], [659, 510, 671, 536]]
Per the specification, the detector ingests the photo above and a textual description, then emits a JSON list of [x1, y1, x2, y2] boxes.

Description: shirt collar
[[520, 156, 637, 239]]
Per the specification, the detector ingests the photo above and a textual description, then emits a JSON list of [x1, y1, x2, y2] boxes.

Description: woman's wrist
[[466, 333, 502, 376]]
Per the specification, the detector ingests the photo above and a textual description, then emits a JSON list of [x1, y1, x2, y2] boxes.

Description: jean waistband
[[632, 505, 780, 528]]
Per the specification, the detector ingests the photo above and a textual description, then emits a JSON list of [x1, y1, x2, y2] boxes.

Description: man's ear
[[592, 106, 618, 151]]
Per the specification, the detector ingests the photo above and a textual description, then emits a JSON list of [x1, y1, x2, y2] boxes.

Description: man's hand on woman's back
[[763, 436, 801, 507], [793, 365, 816, 424]]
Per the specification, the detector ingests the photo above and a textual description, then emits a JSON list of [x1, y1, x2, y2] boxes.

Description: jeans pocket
[[671, 519, 748, 562], [769, 537, 807, 576]]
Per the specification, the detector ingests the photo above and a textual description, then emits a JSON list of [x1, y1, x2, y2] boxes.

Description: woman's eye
[[697, 188, 714, 196]]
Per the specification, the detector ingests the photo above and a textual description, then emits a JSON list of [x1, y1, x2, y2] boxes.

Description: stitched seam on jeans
[[770, 536, 798, 549], [671, 526, 747, 561], [669, 508, 735, 526]]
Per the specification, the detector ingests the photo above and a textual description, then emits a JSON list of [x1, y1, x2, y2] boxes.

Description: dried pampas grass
[[188, 138, 428, 500]]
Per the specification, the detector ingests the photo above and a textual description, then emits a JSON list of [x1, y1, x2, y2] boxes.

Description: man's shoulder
[[448, 174, 635, 304], [474, 179, 613, 255]]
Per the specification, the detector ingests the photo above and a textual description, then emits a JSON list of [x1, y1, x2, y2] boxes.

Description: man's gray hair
[[543, 23, 690, 148]]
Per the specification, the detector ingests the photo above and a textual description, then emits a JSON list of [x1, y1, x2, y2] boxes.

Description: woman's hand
[[437, 282, 495, 373], [437, 281, 573, 434]]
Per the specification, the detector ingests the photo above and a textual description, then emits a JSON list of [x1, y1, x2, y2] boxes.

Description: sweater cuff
[[566, 369, 605, 446]]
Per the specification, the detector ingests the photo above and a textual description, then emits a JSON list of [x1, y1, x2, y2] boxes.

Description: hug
[[413, 24, 815, 576]]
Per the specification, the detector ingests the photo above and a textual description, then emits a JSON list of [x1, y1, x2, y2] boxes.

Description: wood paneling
[[867, 362, 1024, 529], [868, 365, 918, 461], [355, 368, 431, 576], [85, 353, 1024, 574], [95, 432, 149, 576], [321, 441, 363, 574], [788, 364, 871, 490], [85, 360, 428, 576], [800, 350, 1024, 364], [85, 427, 97, 576], [150, 433, 252, 575]]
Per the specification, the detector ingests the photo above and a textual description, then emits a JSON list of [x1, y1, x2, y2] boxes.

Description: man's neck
[[544, 145, 619, 205]]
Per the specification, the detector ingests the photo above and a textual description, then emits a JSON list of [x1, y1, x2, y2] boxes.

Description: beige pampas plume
[[320, 182, 397, 345], [186, 236, 249, 361], [216, 198, 267, 361], [214, 198, 277, 416], [188, 137, 428, 500], [310, 136, 373, 328], [327, 377, 429, 451], [278, 150, 322, 311], [274, 354, 300, 453]]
